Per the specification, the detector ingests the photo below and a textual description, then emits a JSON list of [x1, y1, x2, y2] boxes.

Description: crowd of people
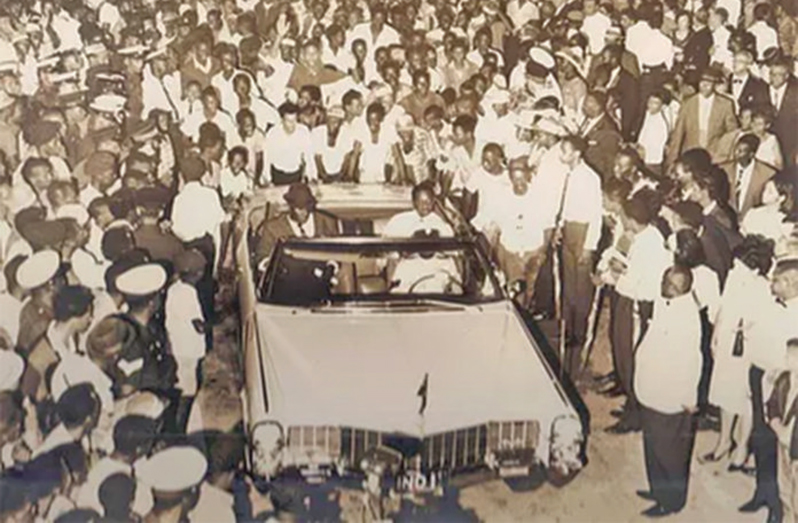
[[0, 0, 796, 519]]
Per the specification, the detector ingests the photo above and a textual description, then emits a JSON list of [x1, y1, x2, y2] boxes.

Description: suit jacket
[[701, 204, 742, 288], [766, 371, 798, 458], [682, 28, 713, 72], [774, 76, 798, 167], [582, 115, 622, 182], [594, 64, 640, 141], [719, 159, 777, 217], [729, 74, 770, 109], [667, 93, 738, 165], [254, 210, 339, 262]]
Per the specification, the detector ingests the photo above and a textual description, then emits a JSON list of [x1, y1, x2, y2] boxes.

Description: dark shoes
[[640, 504, 674, 518], [636, 490, 657, 502], [738, 498, 766, 513]]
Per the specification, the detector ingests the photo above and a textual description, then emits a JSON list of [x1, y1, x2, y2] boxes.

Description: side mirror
[[507, 279, 527, 299]]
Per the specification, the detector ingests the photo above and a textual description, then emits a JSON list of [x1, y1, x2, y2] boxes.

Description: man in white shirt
[[634, 265, 702, 517], [552, 135, 604, 378], [636, 90, 671, 171], [263, 102, 315, 185], [581, 0, 612, 56], [165, 249, 206, 403], [749, 4, 779, 62], [474, 158, 546, 309], [180, 87, 238, 144], [141, 49, 181, 121], [170, 155, 227, 335], [605, 195, 672, 433], [383, 182, 454, 238]]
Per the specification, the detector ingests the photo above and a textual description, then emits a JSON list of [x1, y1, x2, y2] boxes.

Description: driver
[[382, 182, 454, 237], [389, 230, 462, 294], [254, 182, 339, 262]]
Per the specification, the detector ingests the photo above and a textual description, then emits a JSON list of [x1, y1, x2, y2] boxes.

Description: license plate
[[498, 465, 530, 478], [396, 469, 444, 494]]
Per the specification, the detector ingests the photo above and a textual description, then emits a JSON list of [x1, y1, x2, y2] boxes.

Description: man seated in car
[[382, 181, 454, 238], [254, 182, 340, 263], [254, 183, 345, 303], [389, 230, 463, 294]]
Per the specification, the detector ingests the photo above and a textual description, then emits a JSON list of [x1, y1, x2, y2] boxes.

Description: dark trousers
[[271, 166, 303, 186], [610, 290, 636, 405], [750, 365, 781, 512], [697, 309, 714, 413], [641, 405, 696, 512], [185, 234, 216, 348], [610, 292, 653, 422], [562, 251, 594, 377]]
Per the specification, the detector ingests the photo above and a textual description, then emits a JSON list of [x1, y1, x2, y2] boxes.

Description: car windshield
[[258, 238, 503, 306]]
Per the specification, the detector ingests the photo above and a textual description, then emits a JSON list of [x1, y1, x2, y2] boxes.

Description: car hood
[[255, 301, 575, 439]]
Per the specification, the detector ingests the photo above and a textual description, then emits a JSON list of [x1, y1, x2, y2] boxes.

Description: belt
[[642, 64, 667, 72]]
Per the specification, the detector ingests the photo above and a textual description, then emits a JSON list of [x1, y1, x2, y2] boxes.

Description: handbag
[[732, 319, 745, 357]]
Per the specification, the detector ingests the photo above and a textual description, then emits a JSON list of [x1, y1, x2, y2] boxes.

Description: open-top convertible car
[[235, 184, 587, 506]]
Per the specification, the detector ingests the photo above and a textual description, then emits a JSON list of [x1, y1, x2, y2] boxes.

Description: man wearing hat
[[111, 262, 178, 403], [667, 67, 739, 165], [15, 249, 62, 357], [135, 445, 208, 523], [254, 182, 339, 263]]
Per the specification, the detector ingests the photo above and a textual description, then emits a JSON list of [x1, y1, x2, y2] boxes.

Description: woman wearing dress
[[751, 106, 784, 171], [704, 235, 776, 470]]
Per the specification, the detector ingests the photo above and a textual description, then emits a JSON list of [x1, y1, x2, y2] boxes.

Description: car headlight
[[251, 421, 285, 480], [548, 415, 584, 477]]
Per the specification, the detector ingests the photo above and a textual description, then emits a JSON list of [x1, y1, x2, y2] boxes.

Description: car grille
[[287, 421, 540, 471]]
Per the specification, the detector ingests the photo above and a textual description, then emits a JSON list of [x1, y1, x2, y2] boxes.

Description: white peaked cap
[[16, 249, 60, 290], [115, 263, 167, 296], [0, 350, 24, 391], [135, 446, 208, 493]]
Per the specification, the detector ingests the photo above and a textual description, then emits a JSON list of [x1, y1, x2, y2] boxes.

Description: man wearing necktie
[[718, 133, 776, 219], [254, 183, 339, 263], [769, 57, 798, 168]]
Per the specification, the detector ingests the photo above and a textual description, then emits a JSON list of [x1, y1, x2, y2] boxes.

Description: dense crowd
[[0, 0, 797, 520]]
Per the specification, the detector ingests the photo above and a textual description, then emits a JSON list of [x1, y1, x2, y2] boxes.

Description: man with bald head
[[634, 265, 702, 517]]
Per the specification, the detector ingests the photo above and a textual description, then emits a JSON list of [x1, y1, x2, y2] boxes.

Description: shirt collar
[[703, 200, 717, 216]]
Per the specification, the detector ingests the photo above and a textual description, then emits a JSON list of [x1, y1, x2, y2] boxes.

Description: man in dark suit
[[254, 183, 340, 263], [590, 44, 640, 141], [769, 56, 798, 167], [686, 169, 743, 288], [667, 67, 739, 166], [718, 133, 778, 219], [580, 90, 622, 182], [728, 49, 770, 110], [682, 8, 713, 74]]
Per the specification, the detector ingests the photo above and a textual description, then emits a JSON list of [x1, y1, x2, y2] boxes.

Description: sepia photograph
[[0, 0, 796, 520]]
